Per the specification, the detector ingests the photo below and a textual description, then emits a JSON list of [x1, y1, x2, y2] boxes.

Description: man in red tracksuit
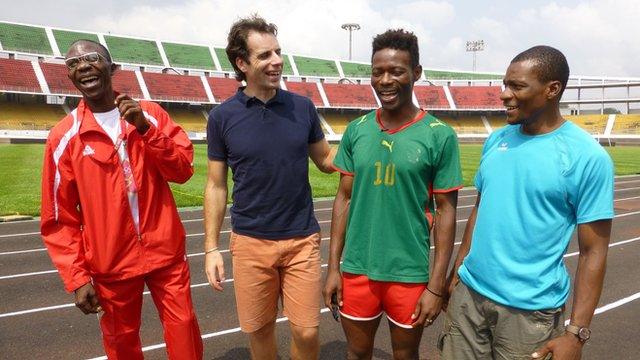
[[40, 39, 203, 359]]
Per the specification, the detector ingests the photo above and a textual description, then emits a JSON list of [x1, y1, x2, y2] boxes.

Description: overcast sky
[[1, 0, 639, 77]]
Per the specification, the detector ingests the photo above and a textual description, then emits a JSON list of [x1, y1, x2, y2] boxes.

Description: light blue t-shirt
[[458, 121, 614, 310]]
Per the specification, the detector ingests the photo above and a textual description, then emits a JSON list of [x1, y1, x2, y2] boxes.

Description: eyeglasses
[[65, 52, 108, 70]]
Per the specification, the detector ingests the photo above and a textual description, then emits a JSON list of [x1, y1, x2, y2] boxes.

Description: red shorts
[[340, 272, 427, 328]]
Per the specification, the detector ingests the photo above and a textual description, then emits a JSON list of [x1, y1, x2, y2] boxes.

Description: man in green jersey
[[323, 29, 463, 359]]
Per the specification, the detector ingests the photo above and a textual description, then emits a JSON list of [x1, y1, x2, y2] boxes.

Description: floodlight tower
[[466, 40, 485, 72], [341, 23, 361, 61]]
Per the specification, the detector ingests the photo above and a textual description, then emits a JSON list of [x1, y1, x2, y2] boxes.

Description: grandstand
[[1, 20, 639, 145], [0, 97, 65, 130]]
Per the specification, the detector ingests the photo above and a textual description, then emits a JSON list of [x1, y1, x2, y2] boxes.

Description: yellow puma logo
[[430, 119, 446, 128], [381, 140, 394, 152]]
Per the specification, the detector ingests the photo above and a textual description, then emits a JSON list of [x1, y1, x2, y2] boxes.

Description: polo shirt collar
[[236, 86, 285, 107]]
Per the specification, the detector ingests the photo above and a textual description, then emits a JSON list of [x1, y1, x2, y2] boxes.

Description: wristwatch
[[565, 324, 591, 342]]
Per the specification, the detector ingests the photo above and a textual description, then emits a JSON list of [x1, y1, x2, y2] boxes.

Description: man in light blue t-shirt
[[440, 46, 614, 360]]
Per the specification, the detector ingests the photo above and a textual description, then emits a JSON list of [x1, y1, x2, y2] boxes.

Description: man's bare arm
[[309, 139, 336, 174], [203, 159, 228, 291]]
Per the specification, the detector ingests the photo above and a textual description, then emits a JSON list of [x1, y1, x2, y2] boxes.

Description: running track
[[1, 175, 639, 359]]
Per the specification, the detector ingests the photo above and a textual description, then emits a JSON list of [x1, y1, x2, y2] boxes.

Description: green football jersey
[[334, 109, 463, 283]]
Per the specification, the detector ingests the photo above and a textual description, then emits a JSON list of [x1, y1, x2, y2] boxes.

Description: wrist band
[[426, 287, 443, 298], [205, 247, 219, 254]]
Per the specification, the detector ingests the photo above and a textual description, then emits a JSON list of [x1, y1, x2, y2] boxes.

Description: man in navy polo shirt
[[203, 15, 334, 360]]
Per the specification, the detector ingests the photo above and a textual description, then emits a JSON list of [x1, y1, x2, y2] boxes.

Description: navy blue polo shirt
[[207, 88, 324, 239]]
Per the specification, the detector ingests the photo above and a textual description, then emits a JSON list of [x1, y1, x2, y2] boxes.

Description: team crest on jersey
[[498, 142, 509, 151], [381, 140, 394, 152]]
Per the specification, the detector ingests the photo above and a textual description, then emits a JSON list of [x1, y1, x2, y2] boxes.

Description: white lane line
[[616, 179, 640, 185], [0, 248, 47, 256], [86, 308, 334, 360], [3, 183, 637, 239], [86, 289, 640, 359], [0, 231, 40, 239], [0, 269, 58, 280], [4, 234, 640, 320], [3, 207, 640, 277], [564, 291, 640, 326]]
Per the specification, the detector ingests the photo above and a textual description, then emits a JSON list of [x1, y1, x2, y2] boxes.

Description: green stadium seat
[[52, 29, 100, 55], [162, 42, 215, 70], [104, 35, 163, 66], [425, 69, 502, 80], [294, 56, 340, 77], [0, 22, 52, 55], [214, 47, 234, 72], [340, 62, 371, 78]]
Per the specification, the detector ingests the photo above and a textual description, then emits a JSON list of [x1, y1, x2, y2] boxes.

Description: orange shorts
[[340, 272, 427, 328], [230, 231, 321, 333]]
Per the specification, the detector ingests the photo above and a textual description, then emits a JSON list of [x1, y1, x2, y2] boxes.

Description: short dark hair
[[511, 45, 570, 98], [371, 29, 420, 69], [66, 39, 113, 63], [226, 14, 278, 81]]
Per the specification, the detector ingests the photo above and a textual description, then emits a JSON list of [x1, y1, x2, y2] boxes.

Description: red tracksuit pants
[[93, 259, 203, 359]]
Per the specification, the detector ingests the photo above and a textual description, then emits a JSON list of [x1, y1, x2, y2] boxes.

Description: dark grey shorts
[[439, 281, 565, 360]]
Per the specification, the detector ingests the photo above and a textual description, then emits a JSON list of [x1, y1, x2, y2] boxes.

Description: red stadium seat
[[285, 81, 324, 107], [413, 86, 450, 109], [142, 72, 208, 102], [449, 86, 503, 109], [323, 83, 377, 108], [206, 77, 240, 103], [0, 58, 42, 93]]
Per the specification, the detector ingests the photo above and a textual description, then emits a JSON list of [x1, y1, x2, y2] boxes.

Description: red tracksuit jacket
[[41, 98, 194, 292]]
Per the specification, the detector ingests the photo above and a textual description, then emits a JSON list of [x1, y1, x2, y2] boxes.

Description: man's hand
[[442, 271, 460, 312], [205, 250, 225, 291], [74, 282, 102, 314], [322, 269, 343, 309], [411, 288, 443, 327], [115, 94, 149, 134], [531, 333, 583, 360]]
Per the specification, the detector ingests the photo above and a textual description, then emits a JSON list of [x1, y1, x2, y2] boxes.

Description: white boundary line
[[3, 177, 636, 228], [86, 289, 640, 359], [3, 187, 639, 239], [3, 233, 640, 319]]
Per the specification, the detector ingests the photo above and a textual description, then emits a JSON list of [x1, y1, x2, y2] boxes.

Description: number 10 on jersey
[[374, 161, 396, 186]]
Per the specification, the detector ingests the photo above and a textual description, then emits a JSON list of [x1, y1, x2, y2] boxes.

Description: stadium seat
[[104, 35, 163, 66], [340, 62, 371, 78], [142, 72, 208, 102], [449, 86, 503, 109], [565, 115, 608, 134], [438, 115, 487, 135], [323, 83, 377, 108], [0, 101, 66, 130], [165, 107, 207, 132], [612, 114, 640, 135], [425, 69, 502, 80], [323, 112, 356, 134], [162, 42, 215, 70], [0, 58, 42, 93], [413, 86, 450, 110], [213, 47, 234, 72], [486, 115, 507, 130], [285, 81, 324, 107], [0, 22, 52, 55], [52, 29, 100, 55], [206, 77, 241, 103], [294, 56, 340, 77]]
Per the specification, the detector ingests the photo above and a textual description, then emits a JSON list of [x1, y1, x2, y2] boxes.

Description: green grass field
[[1, 144, 638, 216]]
